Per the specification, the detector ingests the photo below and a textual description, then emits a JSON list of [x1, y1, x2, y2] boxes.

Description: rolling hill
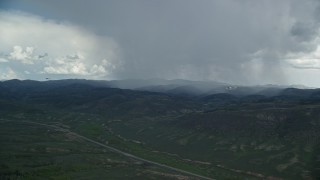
[[0, 79, 319, 179]]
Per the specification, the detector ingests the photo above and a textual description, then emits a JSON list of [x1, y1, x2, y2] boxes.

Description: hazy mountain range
[[0, 78, 312, 98]]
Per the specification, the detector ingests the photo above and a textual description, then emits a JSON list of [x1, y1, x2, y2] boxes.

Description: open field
[[0, 119, 203, 180]]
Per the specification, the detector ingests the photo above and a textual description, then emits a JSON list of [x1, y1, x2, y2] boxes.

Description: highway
[[1, 119, 215, 180]]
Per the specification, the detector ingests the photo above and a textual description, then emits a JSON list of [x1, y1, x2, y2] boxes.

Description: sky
[[1, 0, 320, 87]]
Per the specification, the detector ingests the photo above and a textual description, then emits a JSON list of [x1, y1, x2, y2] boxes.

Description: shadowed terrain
[[0, 79, 320, 179]]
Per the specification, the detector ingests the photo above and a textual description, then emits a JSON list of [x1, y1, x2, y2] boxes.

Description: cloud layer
[[1, 1, 320, 87], [0, 11, 120, 80]]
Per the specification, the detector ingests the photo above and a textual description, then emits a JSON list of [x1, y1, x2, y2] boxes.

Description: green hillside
[[0, 80, 319, 179]]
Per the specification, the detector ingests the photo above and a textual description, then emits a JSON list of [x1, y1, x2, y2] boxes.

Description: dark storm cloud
[[290, 22, 317, 42], [2, 0, 320, 85]]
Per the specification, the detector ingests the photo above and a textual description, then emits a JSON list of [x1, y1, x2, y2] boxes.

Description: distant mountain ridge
[[0, 79, 313, 98]]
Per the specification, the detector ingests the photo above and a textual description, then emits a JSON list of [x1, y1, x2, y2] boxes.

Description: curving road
[[1, 119, 215, 180]]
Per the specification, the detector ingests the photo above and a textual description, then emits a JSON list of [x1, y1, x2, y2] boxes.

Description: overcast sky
[[1, 0, 320, 87]]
